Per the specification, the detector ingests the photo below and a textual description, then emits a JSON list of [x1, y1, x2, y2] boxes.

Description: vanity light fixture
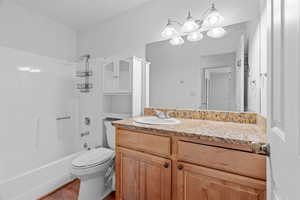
[[161, 2, 226, 45]]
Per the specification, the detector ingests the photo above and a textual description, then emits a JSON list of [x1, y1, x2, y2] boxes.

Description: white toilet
[[71, 120, 116, 200]]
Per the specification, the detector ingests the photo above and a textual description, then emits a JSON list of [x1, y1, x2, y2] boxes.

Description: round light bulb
[[181, 11, 199, 33], [187, 31, 203, 42], [208, 14, 219, 25], [181, 19, 199, 33], [161, 25, 178, 39], [207, 27, 226, 38], [204, 12, 224, 27], [203, 4, 224, 28], [170, 36, 184, 46]]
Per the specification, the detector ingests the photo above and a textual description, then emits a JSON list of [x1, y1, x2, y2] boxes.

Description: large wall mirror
[[146, 0, 267, 114]]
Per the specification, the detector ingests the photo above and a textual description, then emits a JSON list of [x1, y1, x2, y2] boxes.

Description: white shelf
[[101, 113, 131, 119], [102, 57, 132, 93], [102, 56, 149, 117]]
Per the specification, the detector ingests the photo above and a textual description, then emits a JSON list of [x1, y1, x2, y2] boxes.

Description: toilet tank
[[104, 120, 116, 149]]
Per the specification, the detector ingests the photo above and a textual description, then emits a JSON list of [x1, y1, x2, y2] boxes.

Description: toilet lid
[[72, 148, 114, 168]]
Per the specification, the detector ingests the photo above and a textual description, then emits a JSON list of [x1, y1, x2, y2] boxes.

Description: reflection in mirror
[[146, 4, 266, 114]]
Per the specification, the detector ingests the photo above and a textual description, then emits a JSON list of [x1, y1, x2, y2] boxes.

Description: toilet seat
[[72, 148, 114, 169]]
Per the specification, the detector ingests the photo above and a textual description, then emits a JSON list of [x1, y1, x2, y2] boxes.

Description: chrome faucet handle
[[154, 110, 173, 119], [164, 111, 173, 119], [154, 110, 166, 119]]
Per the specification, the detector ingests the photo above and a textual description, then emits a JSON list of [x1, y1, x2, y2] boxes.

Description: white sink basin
[[134, 116, 180, 125]]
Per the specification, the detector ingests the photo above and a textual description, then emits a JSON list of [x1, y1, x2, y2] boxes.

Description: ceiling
[[13, 0, 152, 30]]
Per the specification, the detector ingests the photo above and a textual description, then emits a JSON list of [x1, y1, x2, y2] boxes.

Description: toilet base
[[71, 149, 115, 200], [78, 175, 111, 200], [100, 188, 113, 200]]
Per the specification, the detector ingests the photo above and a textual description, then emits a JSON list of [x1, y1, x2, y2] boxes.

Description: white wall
[[0, 0, 77, 61], [0, 46, 80, 182], [77, 0, 259, 59], [146, 24, 243, 109]]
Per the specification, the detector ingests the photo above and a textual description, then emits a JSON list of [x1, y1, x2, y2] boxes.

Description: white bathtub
[[0, 152, 80, 200]]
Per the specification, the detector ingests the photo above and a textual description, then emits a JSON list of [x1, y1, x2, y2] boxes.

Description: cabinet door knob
[[177, 164, 184, 170], [163, 162, 169, 168]]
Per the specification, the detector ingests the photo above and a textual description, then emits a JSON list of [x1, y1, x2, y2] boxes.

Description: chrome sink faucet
[[154, 110, 172, 119]]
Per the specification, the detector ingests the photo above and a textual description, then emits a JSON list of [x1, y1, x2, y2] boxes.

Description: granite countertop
[[112, 118, 267, 154]]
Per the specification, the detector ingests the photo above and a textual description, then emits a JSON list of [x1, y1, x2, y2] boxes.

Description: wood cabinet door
[[176, 162, 266, 200], [116, 147, 171, 200]]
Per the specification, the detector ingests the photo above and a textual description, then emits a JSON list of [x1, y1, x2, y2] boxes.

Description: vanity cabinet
[[116, 147, 172, 200], [176, 162, 266, 200], [115, 128, 266, 200]]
